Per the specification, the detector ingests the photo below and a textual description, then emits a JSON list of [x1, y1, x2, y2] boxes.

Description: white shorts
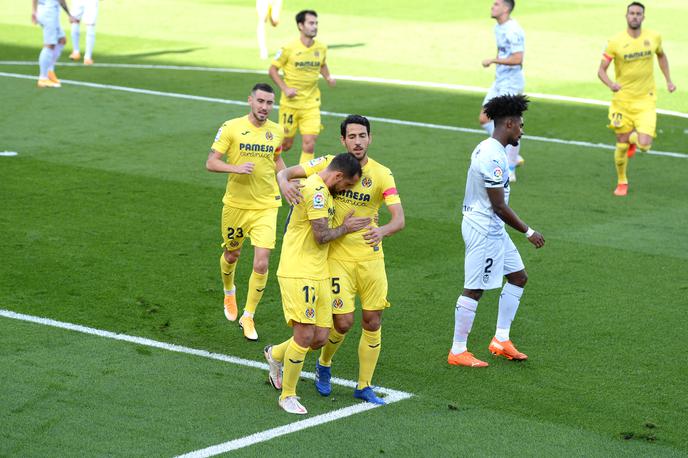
[[71, 0, 99, 24], [37, 6, 65, 45], [462, 219, 524, 290], [482, 80, 524, 106]]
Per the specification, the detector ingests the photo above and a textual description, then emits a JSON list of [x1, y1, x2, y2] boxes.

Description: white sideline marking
[[0, 309, 412, 456], [2, 70, 686, 159], [1, 60, 686, 119], [1, 151, 19, 156]]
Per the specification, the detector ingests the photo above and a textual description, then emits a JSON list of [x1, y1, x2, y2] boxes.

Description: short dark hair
[[483, 94, 529, 124], [296, 10, 317, 25], [627, 2, 644, 12], [340, 114, 371, 137], [503, 0, 515, 13], [328, 152, 362, 179], [251, 83, 274, 95]]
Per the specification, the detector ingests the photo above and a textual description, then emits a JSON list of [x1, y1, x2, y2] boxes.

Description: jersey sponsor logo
[[214, 127, 223, 142], [361, 177, 372, 188], [332, 298, 344, 309], [623, 50, 652, 61], [265, 131, 273, 141], [308, 157, 325, 167], [305, 307, 315, 319], [295, 61, 321, 68], [337, 190, 371, 202], [239, 143, 275, 153], [313, 192, 325, 209]]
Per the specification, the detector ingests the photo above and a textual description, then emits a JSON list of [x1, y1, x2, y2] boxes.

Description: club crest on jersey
[[483, 273, 490, 283], [305, 307, 315, 319], [332, 298, 344, 309], [230, 240, 239, 248], [493, 167, 503, 179], [313, 192, 325, 209], [314, 50, 320, 57], [644, 39, 650, 47], [214, 127, 223, 142], [265, 131, 273, 141], [361, 177, 373, 188]]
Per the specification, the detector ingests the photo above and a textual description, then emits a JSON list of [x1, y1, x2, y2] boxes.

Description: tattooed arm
[[310, 210, 371, 245]]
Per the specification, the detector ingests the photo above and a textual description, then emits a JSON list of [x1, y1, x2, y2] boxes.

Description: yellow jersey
[[303, 155, 401, 261], [272, 39, 328, 110], [277, 173, 334, 280], [211, 115, 284, 210], [603, 29, 663, 102]]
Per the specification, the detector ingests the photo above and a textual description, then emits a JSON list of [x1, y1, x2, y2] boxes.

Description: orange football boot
[[488, 338, 528, 361], [627, 143, 637, 158], [613, 183, 628, 196], [448, 351, 489, 367], [223, 294, 238, 321]]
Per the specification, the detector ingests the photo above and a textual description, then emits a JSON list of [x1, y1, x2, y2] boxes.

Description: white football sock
[[257, 20, 267, 59], [48, 42, 64, 71], [451, 295, 478, 354], [38, 47, 52, 78], [481, 120, 494, 136], [85, 25, 96, 59], [496, 282, 524, 342], [71, 25, 80, 53]]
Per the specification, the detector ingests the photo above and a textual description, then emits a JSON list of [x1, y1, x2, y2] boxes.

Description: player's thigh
[[462, 220, 505, 291], [278, 106, 298, 139], [71, 0, 86, 21], [278, 277, 332, 328], [220, 205, 251, 252], [82, 0, 99, 25], [329, 258, 357, 315], [607, 101, 634, 135], [502, 233, 525, 276], [633, 104, 657, 139], [246, 207, 278, 249], [37, 8, 59, 45], [298, 107, 322, 136], [256, 0, 269, 18], [270, 0, 283, 21], [357, 258, 391, 311]]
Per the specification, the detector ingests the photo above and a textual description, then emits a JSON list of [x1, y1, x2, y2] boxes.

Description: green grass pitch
[[1, 0, 688, 456]]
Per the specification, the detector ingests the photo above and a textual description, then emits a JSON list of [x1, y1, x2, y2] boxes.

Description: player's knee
[[311, 329, 330, 349], [58, 37, 66, 45], [507, 271, 528, 288], [462, 289, 483, 302], [46, 44, 56, 49], [639, 142, 652, 152], [224, 249, 241, 264], [301, 137, 316, 153], [333, 314, 353, 334], [253, 258, 269, 274], [362, 312, 382, 332]]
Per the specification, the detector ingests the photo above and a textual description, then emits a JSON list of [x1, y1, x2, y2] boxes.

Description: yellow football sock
[[244, 270, 268, 315], [357, 328, 381, 390], [299, 151, 314, 164], [629, 131, 638, 146], [220, 253, 237, 294], [318, 329, 346, 367], [271, 338, 291, 362], [614, 143, 629, 184], [280, 339, 309, 399]]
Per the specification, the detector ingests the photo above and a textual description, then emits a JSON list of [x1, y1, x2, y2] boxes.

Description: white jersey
[[462, 137, 510, 236], [494, 19, 525, 88]]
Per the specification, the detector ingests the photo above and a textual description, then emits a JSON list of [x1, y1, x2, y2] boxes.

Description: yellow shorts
[[328, 258, 391, 315], [220, 206, 278, 251], [608, 99, 657, 137], [278, 105, 322, 138], [278, 276, 333, 328]]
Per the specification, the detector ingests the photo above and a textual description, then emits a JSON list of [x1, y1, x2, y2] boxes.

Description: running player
[[597, 1, 676, 196], [32, 0, 75, 88], [263, 153, 369, 415], [206, 83, 285, 341], [479, 0, 526, 182], [269, 9, 336, 164], [276, 115, 405, 405], [256, 0, 283, 60], [69, 0, 101, 65], [449, 94, 544, 368]]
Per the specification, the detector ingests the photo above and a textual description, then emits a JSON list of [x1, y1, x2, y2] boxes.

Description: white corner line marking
[[0, 308, 412, 456], [1, 71, 685, 159], [0, 60, 685, 119]]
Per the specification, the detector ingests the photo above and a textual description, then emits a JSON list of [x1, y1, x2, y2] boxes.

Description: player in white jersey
[[479, 0, 526, 182], [449, 94, 544, 368], [256, 0, 283, 59], [69, 0, 100, 65], [32, 0, 75, 88]]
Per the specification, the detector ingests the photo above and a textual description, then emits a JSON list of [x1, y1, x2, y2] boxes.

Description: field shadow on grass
[[121, 47, 207, 59], [329, 42, 366, 49]]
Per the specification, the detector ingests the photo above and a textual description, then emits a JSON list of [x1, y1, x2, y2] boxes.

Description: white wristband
[[525, 227, 535, 238]]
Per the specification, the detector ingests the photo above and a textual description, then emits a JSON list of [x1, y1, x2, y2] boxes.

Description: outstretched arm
[[486, 187, 544, 248]]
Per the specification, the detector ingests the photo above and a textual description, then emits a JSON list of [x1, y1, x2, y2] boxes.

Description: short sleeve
[[321, 45, 328, 66], [507, 29, 525, 54], [211, 122, 231, 154], [478, 155, 506, 188], [655, 33, 663, 55], [271, 46, 289, 69], [381, 171, 401, 206], [303, 183, 330, 220], [301, 155, 332, 177], [603, 39, 615, 62]]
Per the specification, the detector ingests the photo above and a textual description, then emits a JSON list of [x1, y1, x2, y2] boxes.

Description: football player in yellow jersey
[[206, 83, 285, 342], [597, 2, 676, 196], [277, 115, 405, 405], [263, 153, 370, 415], [268, 9, 336, 165]]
